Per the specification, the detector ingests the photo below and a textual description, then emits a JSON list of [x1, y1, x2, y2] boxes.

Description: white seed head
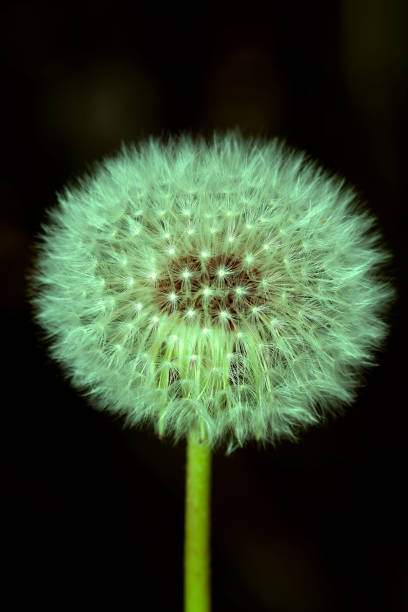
[[28, 130, 396, 453]]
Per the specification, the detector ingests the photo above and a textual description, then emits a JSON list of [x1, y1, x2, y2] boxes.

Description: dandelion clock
[[28, 130, 395, 611]]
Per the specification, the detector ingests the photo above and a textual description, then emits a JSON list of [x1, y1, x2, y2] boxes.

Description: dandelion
[[27, 130, 396, 611]]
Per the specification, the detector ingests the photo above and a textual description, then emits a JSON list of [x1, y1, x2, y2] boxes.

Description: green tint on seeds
[[28, 130, 396, 453]]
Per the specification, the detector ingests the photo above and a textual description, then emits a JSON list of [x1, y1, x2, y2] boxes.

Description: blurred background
[[1, 1, 406, 610]]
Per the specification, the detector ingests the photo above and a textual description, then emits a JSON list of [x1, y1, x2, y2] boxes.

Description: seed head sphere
[[29, 131, 395, 453]]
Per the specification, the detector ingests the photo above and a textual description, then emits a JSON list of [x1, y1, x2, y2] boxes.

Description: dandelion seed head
[[28, 130, 396, 453]]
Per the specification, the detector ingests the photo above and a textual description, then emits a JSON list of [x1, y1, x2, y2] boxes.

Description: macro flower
[[29, 130, 395, 453]]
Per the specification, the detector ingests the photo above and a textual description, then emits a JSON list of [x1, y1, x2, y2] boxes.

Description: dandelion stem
[[184, 426, 211, 612]]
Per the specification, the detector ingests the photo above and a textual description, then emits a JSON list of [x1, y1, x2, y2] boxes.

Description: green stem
[[184, 426, 212, 612]]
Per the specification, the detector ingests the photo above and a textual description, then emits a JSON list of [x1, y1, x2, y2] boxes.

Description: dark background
[[2, 1, 406, 610]]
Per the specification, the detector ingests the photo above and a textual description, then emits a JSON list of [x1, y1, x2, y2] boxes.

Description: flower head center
[[155, 253, 265, 331]]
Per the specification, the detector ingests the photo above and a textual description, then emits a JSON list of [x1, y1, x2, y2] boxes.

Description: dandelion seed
[[28, 130, 396, 454]]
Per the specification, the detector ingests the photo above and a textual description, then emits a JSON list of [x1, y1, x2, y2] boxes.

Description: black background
[[2, 1, 406, 610]]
